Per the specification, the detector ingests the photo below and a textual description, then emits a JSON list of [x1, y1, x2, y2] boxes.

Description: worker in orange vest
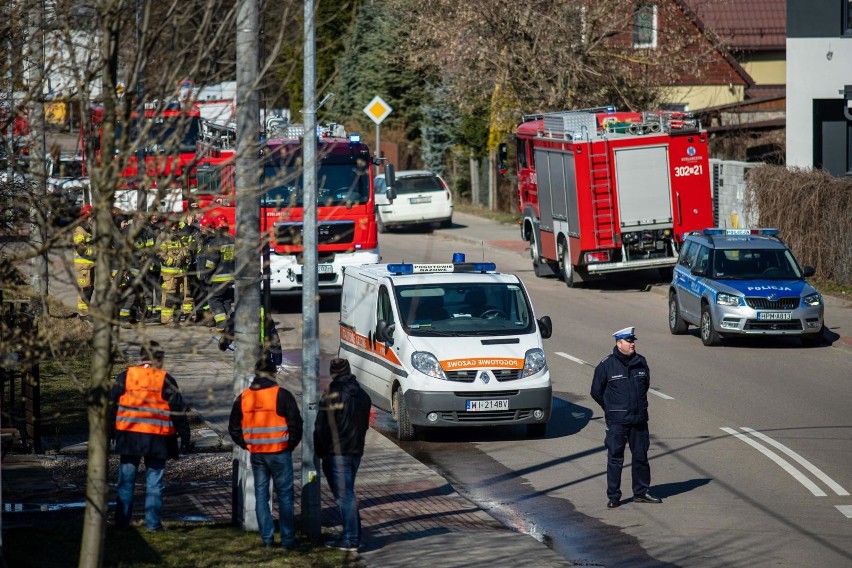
[[228, 357, 303, 550], [109, 341, 191, 531]]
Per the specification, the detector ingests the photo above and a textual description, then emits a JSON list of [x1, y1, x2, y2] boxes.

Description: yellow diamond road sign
[[364, 96, 392, 125]]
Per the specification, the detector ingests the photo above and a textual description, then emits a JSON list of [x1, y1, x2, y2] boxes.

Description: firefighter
[[140, 213, 164, 322], [190, 214, 217, 325], [178, 211, 202, 323], [117, 215, 146, 328], [73, 205, 96, 320], [156, 217, 190, 325], [202, 214, 235, 331]]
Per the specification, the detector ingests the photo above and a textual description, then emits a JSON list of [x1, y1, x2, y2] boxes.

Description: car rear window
[[395, 176, 442, 194]]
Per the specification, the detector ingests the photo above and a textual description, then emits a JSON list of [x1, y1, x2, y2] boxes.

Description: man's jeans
[[322, 454, 362, 546], [251, 451, 295, 547], [115, 455, 166, 530]]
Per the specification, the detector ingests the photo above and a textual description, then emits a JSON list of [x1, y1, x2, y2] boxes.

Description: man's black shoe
[[607, 498, 621, 509], [633, 493, 662, 504]]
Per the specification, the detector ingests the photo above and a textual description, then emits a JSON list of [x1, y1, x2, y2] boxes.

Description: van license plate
[[409, 196, 431, 204], [757, 312, 791, 320], [466, 399, 509, 411], [317, 264, 334, 274]]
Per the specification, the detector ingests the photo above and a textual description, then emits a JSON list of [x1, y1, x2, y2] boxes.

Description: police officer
[[73, 205, 96, 320], [590, 326, 662, 509]]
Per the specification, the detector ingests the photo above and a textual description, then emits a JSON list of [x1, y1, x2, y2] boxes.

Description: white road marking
[[836, 505, 852, 518], [554, 352, 674, 399], [740, 427, 849, 496], [554, 351, 592, 367], [720, 427, 827, 497], [649, 389, 674, 400]]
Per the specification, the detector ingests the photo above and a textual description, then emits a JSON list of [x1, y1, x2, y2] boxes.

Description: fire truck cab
[[505, 107, 714, 287]]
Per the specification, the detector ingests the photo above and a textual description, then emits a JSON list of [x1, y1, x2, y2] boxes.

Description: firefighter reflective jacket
[[116, 366, 176, 436], [240, 386, 290, 453], [73, 224, 95, 265]]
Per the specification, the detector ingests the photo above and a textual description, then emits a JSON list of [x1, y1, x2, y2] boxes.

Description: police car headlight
[[411, 351, 447, 380], [522, 348, 547, 378], [803, 292, 822, 306], [716, 293, 740, 306]]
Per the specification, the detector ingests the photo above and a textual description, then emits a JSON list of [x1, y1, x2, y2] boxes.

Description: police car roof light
[[471, 262, 497, 273], [452, 253, 465, 263], [387, 263, 415, 275], [385, 261, 497, 275], [349, 133, 361, 143], [703, 227, 780, 237]]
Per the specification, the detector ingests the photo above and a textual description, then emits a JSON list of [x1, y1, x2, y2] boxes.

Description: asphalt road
[[306, 220, 852, 568]]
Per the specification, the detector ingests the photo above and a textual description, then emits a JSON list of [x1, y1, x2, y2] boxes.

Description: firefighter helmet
[[199, 215, 214, 228], [80, 205, 93, 217], [214, 214, 229, 229]]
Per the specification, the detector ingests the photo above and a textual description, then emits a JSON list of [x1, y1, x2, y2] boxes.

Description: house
[[786, 0, 852, 176]]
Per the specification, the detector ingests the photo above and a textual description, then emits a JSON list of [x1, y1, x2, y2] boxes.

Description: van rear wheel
[[395, 388, 417, 441]]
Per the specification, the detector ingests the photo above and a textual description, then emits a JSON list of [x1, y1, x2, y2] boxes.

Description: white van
[[339, 254, 553, 440]]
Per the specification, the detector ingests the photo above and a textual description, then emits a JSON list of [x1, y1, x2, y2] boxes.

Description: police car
[[668, 228, 824, 346]]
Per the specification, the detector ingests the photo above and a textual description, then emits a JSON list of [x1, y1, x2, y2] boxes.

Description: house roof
[[683, 0, 786, 50]]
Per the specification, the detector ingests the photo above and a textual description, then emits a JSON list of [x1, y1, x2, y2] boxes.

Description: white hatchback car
[[374, 169, 453, 232]]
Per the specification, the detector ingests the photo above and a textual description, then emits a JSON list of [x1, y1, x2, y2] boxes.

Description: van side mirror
[[537, 315, 552, 339], [384, 163, 396, 202], [690, 264, 706, 277], [497, 143, 508, 175], [802, 266, 815, 278], [376, 319, 395, 344]]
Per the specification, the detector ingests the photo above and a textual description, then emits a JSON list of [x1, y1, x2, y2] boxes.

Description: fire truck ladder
[[587, 137, 616, 248]]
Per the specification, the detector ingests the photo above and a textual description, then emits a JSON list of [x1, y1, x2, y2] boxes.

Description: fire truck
[[502, 106, 714, 286], [192, 122, 384, 296], [82, 100, 202, 212]]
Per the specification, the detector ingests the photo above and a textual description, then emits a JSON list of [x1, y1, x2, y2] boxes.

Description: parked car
[[668, 228, 824, 346], [374, 169, 453, 233], [45, 152, 88, 225]]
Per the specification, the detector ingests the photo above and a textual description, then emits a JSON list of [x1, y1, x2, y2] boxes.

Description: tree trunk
[[469, 155, 479, 207]]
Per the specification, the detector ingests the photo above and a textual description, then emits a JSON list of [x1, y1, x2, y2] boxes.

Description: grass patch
[[455, 201, 520, 225], [811, 278, 852, 301], [3, 523, 357, 568]]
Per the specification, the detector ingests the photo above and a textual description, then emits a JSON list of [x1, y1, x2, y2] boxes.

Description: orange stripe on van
[[339, 325, 402, 366], [441, 357, 524, 371]]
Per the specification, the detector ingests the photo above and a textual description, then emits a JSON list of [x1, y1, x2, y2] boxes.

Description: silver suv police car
[[668, 228, 824, 346]]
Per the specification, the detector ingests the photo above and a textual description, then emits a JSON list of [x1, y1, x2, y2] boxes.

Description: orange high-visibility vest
[[240, 387, 289, 453], [116, 365, 175, 436]]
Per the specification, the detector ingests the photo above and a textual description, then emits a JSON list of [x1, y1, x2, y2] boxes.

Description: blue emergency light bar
[[387, 253, 496, 275], [703, 228, 780, 237], [349, 133, 361, 143]]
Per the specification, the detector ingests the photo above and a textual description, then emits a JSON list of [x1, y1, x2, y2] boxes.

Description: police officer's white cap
[[613, 327, 636, 340]]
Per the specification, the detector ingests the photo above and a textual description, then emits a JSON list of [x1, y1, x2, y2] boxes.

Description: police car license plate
[[466, 399, 509, 412], [757, 312, 791, 320], [409, 196, 431, 204]]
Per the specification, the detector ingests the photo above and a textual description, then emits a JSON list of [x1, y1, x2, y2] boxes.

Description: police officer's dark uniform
[[590, 326, 662, 509]]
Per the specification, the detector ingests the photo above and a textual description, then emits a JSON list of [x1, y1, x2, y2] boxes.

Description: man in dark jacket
[[229, 358, 303, 550], [590, 327, 662, 509], [315, 358, 372, 552], [109, 341, 191, 530]]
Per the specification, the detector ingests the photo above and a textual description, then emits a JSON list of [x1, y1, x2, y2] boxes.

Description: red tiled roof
[[683, 0, 786, 50]]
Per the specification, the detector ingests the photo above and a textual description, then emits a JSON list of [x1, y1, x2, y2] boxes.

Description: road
[[297, 221, 852, 567]]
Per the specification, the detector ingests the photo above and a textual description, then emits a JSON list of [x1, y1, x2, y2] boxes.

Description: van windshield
[[394, 282, 535, 336]]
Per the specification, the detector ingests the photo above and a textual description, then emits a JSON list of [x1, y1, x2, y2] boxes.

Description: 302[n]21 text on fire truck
[[500, 106, 714, 287], [192, 122, 383, 296]]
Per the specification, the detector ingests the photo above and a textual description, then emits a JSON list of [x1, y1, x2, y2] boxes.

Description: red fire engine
[[502, 106, 714, 286], [192, 122, 383, 296], [82, 100, 202, 212]]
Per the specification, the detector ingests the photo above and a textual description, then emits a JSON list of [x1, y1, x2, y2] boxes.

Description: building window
[[633, 3, 658, 48]]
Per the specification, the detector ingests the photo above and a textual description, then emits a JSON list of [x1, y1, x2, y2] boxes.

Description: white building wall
[[786, 37, 852, 168]]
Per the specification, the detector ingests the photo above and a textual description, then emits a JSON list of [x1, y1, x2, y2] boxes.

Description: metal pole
[[28, 0, 48, 314], [375, 122, 380, 175], [301, 0, 322, 543], [233, 0, 262, 531]]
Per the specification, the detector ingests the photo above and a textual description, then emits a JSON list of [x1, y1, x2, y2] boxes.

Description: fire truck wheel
[[668, 293, 689, 335], [558, 241, 577, 288]]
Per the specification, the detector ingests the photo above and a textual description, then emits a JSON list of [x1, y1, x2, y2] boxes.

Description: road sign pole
[[375, 122, 380, 174]]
